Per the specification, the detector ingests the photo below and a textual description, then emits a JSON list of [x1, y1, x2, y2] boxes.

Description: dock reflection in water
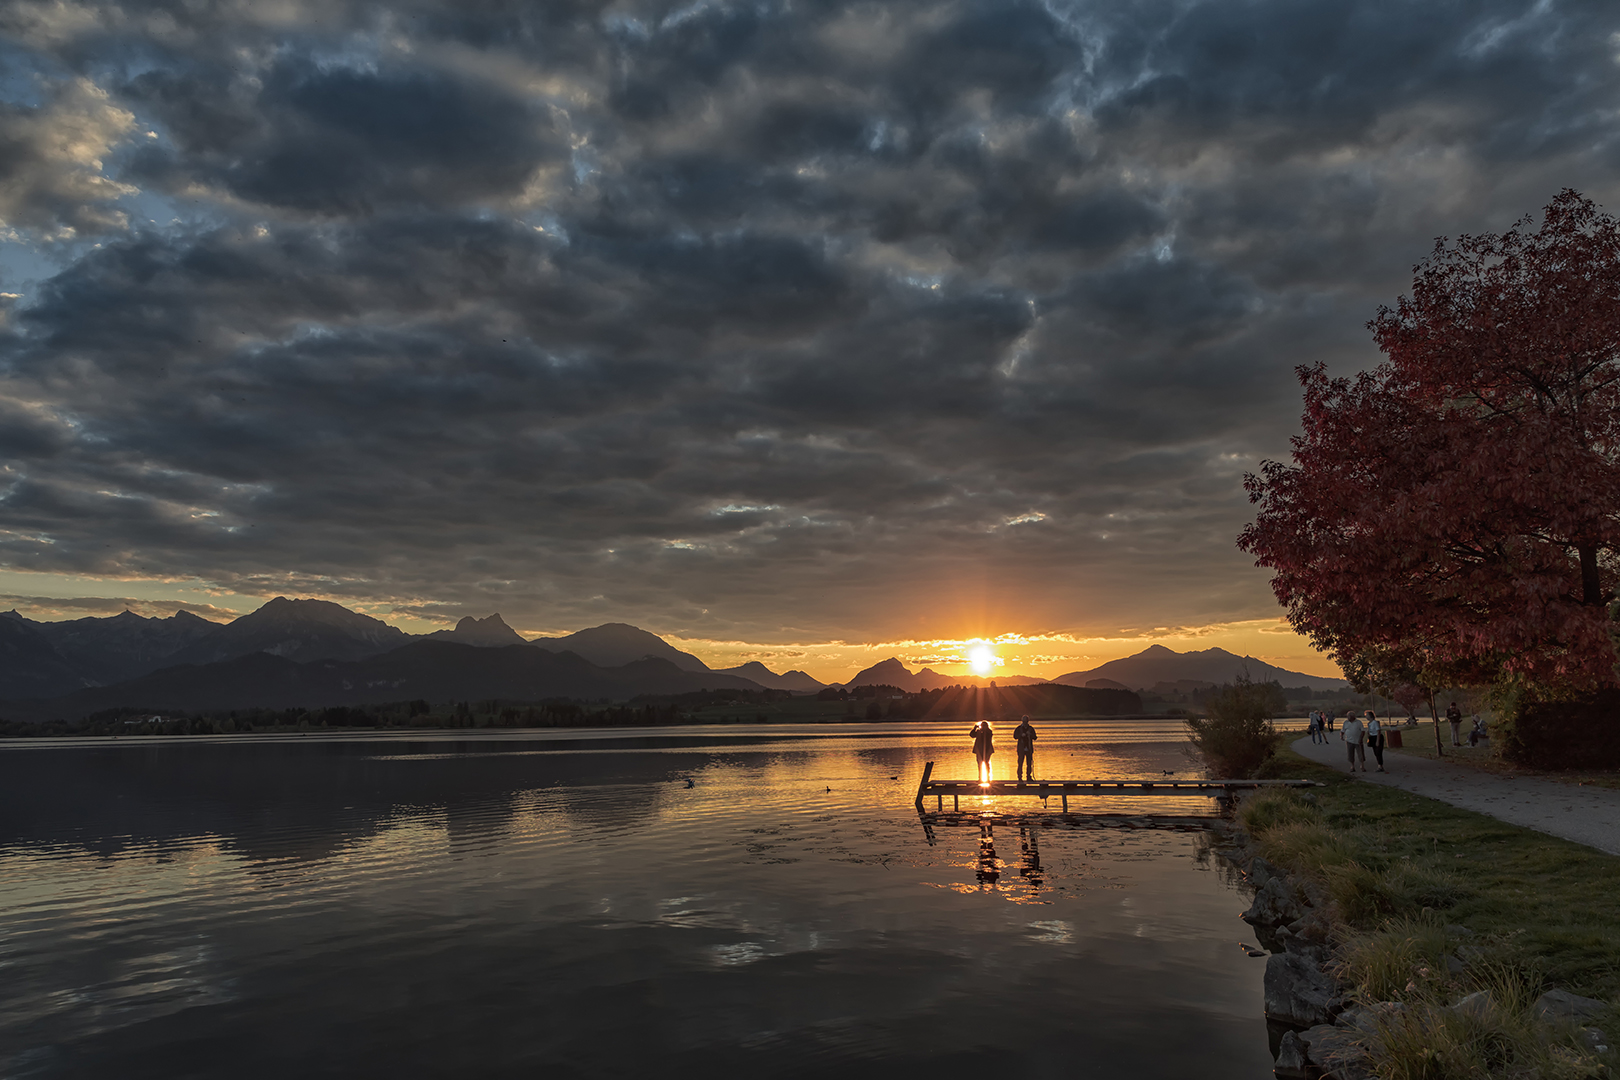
[[0, 720, 1274, 1079]]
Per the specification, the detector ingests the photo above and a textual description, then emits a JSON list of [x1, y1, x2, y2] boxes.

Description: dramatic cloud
[[0, 0, 1617, 671], [0, 75, 135, 238]]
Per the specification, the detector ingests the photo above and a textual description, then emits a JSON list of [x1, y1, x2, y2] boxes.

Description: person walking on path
[[1306, 710, 1321, 744], [1287, 731, 1620, 857], [1365, 710, 1386, 772], [1013, 715, 1037, 781], [970, 720, 995, 783], [1446, 701, 1464, 746], [1342, 712, 1367, 772]]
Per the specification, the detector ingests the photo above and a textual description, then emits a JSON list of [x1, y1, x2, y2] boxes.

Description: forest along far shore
[[0, 597, 1349, 735]]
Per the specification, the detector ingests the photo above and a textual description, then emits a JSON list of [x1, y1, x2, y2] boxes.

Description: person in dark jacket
[[1013, 715, 1037, 780], [970, 720, 994, 783]]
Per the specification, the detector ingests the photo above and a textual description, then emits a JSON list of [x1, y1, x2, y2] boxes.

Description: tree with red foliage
[[1240, 191, 1620, 704]]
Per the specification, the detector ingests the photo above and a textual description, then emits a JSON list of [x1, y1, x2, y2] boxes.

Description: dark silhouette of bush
[[1185, 676, 1286, 777]]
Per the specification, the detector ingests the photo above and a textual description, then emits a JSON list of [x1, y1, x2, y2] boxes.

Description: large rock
[[1536, 989, 1608, 1023], [1296, 1023, 1373, 1079], [1264, 951, 1342, 1027], [1244, 876, 1302, 927], [1274, 1030, 1309, 1077], [1248, 856, 1284, 888]]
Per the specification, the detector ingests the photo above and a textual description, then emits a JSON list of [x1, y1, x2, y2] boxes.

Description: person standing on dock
[[1013, 715, 1037, 781], [970, 720, 995, 782]]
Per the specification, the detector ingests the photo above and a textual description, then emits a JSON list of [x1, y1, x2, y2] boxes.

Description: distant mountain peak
[[427, 613, 527, 648], [1054, 644, 1345, 692], [530, 623, 710, 672], [711, 659, 825, 692]]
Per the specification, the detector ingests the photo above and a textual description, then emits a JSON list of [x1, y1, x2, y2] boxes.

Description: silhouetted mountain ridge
[[423, 613, 528, 647], [843, 657, 1051, 691], [711, 661, 824, 692], [529, 623, 709, 671], [1054, 645, 1346, 692], [8, 642, 772, 721]]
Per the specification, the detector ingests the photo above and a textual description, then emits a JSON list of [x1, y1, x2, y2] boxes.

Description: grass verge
[[1240, 747, 1620, 1077], [1386, 722, 1620, 790]]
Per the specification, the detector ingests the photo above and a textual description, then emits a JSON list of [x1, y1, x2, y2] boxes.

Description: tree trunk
[[1579, 543, 1602, 605], [1428, 690, 1443, 757]]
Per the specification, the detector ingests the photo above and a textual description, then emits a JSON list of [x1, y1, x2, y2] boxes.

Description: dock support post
[[953, 793, 959, 812], [914, 761, 934, 813]]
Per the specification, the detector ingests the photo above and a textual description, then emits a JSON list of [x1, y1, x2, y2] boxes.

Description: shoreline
[[1226, 746, 1619, 1077]]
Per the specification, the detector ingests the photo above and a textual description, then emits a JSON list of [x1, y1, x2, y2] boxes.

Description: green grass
[[1240, 747, 1620, 1074], [1385, 721, 1620, 791]]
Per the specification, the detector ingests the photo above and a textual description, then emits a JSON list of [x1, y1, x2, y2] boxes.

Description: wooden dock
[[913, 761, 1320, 812]]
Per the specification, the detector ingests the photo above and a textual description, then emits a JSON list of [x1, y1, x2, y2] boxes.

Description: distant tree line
[[819, 682, 1143, 719], [0, 697, 704, 737], [0, 682, 1147, 737]]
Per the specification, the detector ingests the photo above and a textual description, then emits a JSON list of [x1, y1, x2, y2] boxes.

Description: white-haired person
[[1341, 711, 1367, 772]]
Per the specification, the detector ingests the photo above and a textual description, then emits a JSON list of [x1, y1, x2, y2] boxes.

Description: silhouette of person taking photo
[[970, 720, 994, 783], [1013, 715, 1037, 781]]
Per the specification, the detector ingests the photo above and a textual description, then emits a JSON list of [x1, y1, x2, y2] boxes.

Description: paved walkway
[[1290, 733, 1620, 857]]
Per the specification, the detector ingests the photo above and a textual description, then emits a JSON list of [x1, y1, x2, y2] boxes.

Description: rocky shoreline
[[1218, 823, 1611, 1079]]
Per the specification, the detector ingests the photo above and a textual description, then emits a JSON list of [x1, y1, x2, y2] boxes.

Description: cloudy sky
[[0, 0, 1617, 681]]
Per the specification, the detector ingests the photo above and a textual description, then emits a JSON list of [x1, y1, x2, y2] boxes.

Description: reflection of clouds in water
[[658, 895, 754, 932], [1026, 920, 1073, 944], [709, 943, 768, 967], [16, 942, 235, 1045]]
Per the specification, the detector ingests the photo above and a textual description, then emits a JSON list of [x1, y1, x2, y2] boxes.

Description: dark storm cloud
[[126, 60, 568, 212], [0, 0, 1617, 640]]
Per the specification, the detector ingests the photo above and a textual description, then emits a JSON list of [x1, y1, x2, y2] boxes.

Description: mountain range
[[0, 598, 830, 719], [1052, 645, 1346, 692], [841, 647, 1344, 694], [0, 599, 1343, 720], [843, 657, 1051, 692]]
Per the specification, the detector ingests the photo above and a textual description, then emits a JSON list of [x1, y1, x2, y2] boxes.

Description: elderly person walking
[[1341, 711, 1367, 773]]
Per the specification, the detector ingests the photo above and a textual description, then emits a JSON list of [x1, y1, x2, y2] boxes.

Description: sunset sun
[[968, 645, 996, 676]]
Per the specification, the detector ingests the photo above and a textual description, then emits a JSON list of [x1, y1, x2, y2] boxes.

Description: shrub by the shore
[[1185, 676, 1285, 777]]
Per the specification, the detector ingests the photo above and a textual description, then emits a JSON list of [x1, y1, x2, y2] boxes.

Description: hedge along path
[[1264, 745, 1620, 1003], [1289, 734, 1620, 857]]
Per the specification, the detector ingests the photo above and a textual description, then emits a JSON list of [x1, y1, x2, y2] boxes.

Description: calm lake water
[[0, 721, 1273, 1078]]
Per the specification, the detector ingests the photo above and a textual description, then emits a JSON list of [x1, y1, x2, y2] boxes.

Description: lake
[[0, 720, 1274, 1078]]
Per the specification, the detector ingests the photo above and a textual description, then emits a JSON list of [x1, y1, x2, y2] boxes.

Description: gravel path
[[1290, 734, 1620, 857]]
